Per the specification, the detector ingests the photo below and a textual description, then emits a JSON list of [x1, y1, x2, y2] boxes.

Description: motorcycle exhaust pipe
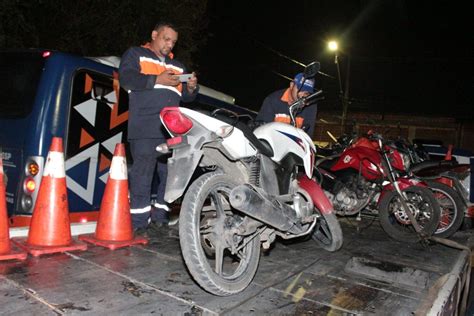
[[230, 184, 303, 234]]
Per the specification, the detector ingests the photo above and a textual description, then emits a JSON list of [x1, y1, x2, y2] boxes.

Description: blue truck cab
[[0, 49, 253, 221], [0, 50, 130, 219]]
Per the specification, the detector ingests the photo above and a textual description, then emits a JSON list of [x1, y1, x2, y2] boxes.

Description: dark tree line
[[0, 0, 209, 69]]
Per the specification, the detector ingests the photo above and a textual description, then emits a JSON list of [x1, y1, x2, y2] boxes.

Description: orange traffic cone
[[79, 143, 147, 250], [12, 137, 87, 256], [0, 154, 27, 261], [444, 144, 453, 161]]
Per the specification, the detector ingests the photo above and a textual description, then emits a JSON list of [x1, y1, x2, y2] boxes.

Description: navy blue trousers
[[128, 138, 168, 228]]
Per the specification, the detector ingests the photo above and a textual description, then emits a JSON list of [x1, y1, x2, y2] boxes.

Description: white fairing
[[254, 122, 315, 178], [175, 108, 315, 177], [179, 108, 257, 159]]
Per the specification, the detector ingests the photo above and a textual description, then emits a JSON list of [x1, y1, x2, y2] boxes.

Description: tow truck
[[0, 50, 472, 315]]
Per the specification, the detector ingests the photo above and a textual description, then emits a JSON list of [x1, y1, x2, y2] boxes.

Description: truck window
[[0, 52, 45, 118]]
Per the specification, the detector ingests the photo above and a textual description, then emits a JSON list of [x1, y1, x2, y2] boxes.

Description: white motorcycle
[[157, 62, 342, 296]]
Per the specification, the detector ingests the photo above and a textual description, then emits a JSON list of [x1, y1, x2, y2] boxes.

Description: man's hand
[[155, 70, 180, 86], [186, 72, 198, 93]]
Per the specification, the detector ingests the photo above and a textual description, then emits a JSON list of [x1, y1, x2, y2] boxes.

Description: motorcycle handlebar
[[289, 89, 324, 113]]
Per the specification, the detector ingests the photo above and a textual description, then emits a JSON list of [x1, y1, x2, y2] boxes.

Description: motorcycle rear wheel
[[427, 181, 465, 238], [378, 186, 440, 243], [179, 172, 261, 296]]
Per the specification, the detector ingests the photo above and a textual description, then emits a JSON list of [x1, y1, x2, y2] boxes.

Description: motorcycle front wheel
[[311, 209, 343, 252], [179, 172, 261, 296], [378, 186, 440, 243]]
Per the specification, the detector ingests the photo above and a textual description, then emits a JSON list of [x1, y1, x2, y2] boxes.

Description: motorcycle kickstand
[[356, 211, 362, 233]]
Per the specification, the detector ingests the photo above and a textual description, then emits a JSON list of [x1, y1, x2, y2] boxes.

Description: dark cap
[[293, 73, 315, 92]]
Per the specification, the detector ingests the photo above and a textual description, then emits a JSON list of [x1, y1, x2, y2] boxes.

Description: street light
[[327, 40, 350, 127]]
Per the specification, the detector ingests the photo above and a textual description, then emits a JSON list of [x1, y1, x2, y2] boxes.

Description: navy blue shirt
[[118, 46, 198, 140], [256, 89, 317, 137]]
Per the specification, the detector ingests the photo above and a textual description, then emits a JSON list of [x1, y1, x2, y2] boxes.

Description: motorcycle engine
[[328, 178, 372, 216]]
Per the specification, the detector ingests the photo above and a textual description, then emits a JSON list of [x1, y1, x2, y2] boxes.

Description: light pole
[[328, 41, 343, 96], [328, 40, 350, 127]]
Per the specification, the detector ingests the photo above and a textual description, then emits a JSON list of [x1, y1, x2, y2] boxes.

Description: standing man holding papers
[[119, 22, 198, 236]]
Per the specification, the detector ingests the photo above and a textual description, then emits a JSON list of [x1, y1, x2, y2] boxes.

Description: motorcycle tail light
[[160, 107, 193, 135]]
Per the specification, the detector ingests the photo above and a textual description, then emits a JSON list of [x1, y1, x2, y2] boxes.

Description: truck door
[[65, 70, 128, 212]]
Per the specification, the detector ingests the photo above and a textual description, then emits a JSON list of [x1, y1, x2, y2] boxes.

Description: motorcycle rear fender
[[164, 145, 203, 203], [298, 175, 334, 214]]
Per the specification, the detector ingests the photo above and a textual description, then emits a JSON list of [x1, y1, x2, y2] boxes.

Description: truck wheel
[[379, 186, 440, 243], [179, 172, 261, 296]]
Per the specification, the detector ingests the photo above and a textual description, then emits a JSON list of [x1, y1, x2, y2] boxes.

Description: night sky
[[196, 1, 473, 118]]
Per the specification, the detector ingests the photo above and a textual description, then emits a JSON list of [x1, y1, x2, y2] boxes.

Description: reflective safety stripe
[[139, 57, 183, 74], [154, 203, 170, 212], [130, 206, 151, 214], [43, 151, 66, 178], [153, 84, 182, 96]]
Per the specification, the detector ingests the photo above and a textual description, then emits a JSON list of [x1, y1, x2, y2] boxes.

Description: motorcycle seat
[[410, 160, 457, 173], [211, 112, 274, 158]]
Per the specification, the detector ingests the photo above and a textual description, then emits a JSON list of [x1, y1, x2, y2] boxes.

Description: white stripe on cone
[[43, 151, 66, 178], [109, 156, 127, 180], [10, 222, 97, 238]]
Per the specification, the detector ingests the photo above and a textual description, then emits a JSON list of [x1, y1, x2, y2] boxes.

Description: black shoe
[[147, 220, 169, 235], [151, 206, 170, 224], [133, 227, 149, 238]]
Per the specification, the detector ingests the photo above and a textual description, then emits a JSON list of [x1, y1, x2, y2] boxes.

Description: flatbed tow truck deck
[[1, 218, 472, 315]]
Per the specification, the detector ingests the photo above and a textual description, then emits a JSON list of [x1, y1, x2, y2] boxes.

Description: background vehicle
[[316, 132, 440, 242], [394, 137, 471, 237]]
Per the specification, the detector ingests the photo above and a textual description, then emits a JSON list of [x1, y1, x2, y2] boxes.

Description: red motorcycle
[[392, 137, 470, 237], [316, 132, 440, 242]]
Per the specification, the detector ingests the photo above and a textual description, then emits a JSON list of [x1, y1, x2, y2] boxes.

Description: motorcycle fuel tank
[[253, 122, 315, 178]]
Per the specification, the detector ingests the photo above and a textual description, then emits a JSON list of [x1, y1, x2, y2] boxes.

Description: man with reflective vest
[[119, 22, 199, 235], [256, 73, 317, 137]]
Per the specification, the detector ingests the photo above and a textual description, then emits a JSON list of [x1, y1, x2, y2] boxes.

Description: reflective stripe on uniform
[[130, 205, 151, 214], [154, 203, 170, 212]]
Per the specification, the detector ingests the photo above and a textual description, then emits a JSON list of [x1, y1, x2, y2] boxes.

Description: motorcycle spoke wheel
[[180, 172, 261, 296], [427, 181, 465, 238], [378, 186, 440, 243]]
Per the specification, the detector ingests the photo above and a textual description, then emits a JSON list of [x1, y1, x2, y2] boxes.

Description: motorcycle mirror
[[303, 61, 320, 79]]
